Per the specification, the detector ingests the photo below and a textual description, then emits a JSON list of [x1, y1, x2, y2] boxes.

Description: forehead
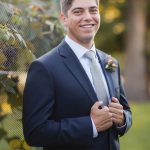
[[70, 0, 98, 10]]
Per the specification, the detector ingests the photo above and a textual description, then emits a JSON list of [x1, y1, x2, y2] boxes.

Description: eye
[[73, 9, 83, 15], [74, 10, 81, 15], [90, 8, 99, 14]]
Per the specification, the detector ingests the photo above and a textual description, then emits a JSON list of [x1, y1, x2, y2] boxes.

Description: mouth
[[80, 24, 95, 28]]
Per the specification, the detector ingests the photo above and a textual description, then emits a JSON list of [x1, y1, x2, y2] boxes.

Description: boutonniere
[[105, 55, 117, 72]]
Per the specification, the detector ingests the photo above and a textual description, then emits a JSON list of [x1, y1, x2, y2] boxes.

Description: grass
[[120, 102, 150, 150]]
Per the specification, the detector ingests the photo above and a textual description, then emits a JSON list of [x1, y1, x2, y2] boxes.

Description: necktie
[[85, 50, 109, 106]]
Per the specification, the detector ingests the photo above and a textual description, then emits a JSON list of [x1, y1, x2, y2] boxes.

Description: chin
[[81, 36, 94, 43]]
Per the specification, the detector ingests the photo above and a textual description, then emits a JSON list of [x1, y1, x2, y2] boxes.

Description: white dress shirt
[[65, 36, 110, 138]]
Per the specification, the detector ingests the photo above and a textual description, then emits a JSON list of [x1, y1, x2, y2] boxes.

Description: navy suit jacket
[[23, 40, 132, 150]]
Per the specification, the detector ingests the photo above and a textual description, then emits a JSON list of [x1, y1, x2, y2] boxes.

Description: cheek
[[67, 20, 77, 29], [69, 17, 82, 25], [64, 20, 73, 29], [94, 14, 100, 24], [96, 17, 100, 24], [65, 17, 83, 29]]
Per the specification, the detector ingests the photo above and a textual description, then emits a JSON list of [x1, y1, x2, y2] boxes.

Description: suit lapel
[[58, 41, 97, 103]]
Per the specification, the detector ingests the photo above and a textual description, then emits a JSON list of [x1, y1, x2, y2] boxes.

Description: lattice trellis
[[0, 1, 63, 149]]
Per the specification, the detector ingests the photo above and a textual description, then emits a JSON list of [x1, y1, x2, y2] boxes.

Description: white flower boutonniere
[[105, 55, 117, 72]]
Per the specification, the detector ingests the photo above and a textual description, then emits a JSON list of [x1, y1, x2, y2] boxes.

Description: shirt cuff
[[91, 118, 98, 138], [116, 122, 126, 129]]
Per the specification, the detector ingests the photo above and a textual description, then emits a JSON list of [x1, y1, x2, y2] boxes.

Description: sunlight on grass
[[120, 102, 150, 150]]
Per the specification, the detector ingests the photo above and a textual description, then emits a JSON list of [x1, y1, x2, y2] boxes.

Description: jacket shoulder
[[34, 40, 67, 66]]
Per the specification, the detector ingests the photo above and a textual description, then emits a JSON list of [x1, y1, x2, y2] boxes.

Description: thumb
[[93, 101, 103, 109]]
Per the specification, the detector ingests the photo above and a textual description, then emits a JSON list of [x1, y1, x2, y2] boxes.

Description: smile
[[80, 24, 95, 28]]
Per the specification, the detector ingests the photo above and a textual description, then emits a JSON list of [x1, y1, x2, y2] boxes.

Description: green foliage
[[0, 2, 35, 72], [0, 0, 64, 72], [0, 1, 64, 149], [0, 72, 17, 95], [0, 0, 64, 102]]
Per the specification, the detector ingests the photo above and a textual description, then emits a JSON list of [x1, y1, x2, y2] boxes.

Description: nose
[[83, 10, 92, 21]]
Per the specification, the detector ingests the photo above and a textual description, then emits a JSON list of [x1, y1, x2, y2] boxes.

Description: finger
[[102, 106, 109, 111], [109, 103, 123, 109], [101, 114, 112, 124], [111, 111, 123, 119], [109, 103, 122, 109], [112, 118, 120, 124], [109, 106, 123, 115], [112, 117, 123, 125], [112, 97, 119, 103]]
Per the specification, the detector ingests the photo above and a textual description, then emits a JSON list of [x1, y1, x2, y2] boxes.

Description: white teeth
[[81, 25, 93, 28]]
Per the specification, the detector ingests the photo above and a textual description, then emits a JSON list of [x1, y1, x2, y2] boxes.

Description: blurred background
[[0, 0, 149, 149]]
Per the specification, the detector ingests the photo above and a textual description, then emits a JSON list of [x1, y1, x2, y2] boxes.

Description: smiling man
[[61, 0, 100, 48], [23, 0, 132, 150]]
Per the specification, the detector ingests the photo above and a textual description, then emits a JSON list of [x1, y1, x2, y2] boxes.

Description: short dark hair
[[60, 0, 99, 16]]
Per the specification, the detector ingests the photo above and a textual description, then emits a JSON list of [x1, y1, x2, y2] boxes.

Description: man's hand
[[90, 101, 113, 132], [109, 97, 125, 126]]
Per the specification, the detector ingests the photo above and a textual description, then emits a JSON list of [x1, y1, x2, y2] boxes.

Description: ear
[[60, 13, 68, 27]]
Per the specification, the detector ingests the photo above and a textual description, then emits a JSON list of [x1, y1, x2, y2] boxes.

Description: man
[[23, 0, 132, 149]]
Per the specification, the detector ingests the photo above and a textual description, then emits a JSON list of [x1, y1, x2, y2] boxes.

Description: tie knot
[[85, 50, 96, 61]]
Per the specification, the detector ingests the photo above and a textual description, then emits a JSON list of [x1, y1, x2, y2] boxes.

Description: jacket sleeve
[[115, 63, 132, 136], [23, 61, 93, 147]]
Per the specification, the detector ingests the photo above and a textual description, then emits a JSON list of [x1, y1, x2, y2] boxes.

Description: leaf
[[0, 29, 10, 41], [49, 16, 58, 22], [7, 94, 22, 108], [15, 33, 27, 48], [0, 4, 9, 22], [24, 49, 36, 62], [0, 51, 7, 64], [23, 25, 40, 40], [0, 72, 8, 80], [31, 21, 42, 29], [8, 32, 16, 45], [0, 115, 7, 122], [0, 128, 7, 140], [11, 15, 23, 25], [1, 79, 17, 95]]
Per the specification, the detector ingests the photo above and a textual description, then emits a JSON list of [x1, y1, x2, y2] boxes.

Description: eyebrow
[[71, 7, 84, 12], [71, 6, 98, 12]]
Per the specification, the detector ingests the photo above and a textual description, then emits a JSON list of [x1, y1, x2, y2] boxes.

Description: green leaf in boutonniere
[[105, 55, 117, 72]]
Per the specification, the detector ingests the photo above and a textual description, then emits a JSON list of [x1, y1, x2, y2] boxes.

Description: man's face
[[61, 0, 100, 48]]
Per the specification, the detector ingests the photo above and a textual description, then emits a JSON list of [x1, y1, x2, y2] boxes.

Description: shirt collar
[[65, 36, 96, 59]]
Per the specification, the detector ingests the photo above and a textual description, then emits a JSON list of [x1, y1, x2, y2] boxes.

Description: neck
[[67, 35, 94, 49]]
